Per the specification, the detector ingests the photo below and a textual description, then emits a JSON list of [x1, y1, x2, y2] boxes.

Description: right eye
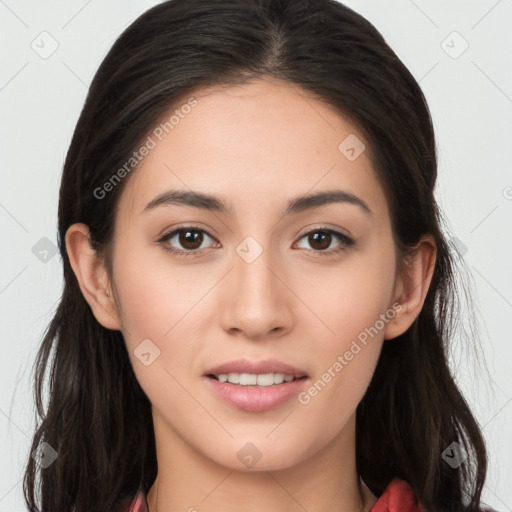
[[157, 226, 220, 257]]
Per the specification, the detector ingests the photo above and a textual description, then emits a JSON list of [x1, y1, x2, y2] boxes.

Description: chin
[[204, 437, 316, 473]]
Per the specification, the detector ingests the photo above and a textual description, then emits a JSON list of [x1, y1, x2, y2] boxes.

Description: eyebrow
[[141, 188, 372, 216]]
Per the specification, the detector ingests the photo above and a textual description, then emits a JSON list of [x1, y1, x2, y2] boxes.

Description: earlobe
[[65, 223, 122, 331], [384, 235, 437, 340]]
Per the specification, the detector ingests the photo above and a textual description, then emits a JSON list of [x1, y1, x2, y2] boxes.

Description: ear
[[65, 223, 122, 331], [384, 235, 437, 340]]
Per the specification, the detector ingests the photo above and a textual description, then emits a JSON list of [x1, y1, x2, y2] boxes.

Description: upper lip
[[204, 358, 308, 378]]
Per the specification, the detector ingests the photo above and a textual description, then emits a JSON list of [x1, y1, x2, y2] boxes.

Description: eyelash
[[157, 225, 355, 258]]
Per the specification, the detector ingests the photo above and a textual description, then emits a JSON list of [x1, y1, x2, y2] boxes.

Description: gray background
[[1, 0, 511, 510]]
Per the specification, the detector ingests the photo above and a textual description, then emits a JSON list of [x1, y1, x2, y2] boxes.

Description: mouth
[[203, 363, 310, 412], [206, 373, 308, 387], [203, 358, 309, 387]]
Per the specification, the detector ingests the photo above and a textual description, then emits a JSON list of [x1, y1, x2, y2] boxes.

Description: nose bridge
[[220, 234, 292, 338]]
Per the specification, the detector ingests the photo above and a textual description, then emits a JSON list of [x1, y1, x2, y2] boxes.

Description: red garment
[[370, 478, 426, 512], [126, 490, 148, 512], [125, 477, 425, 511]]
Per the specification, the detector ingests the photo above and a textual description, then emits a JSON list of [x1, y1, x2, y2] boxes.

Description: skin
[[66, 77, 436, 512]]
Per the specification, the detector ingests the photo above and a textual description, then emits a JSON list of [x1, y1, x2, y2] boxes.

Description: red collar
[[370, 478, 426, 512]]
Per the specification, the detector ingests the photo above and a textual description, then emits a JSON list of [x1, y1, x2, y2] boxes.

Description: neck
[[146, 411, 378, 512]]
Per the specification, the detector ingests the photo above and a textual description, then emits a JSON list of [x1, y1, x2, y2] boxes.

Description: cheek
[[297, 274, 392, 441], [310, 239, 396, 342], [113, 251, 205, 410], [112, 241, 226, 386], [113, 240, 202, 341], [298, 238, 395, 408]]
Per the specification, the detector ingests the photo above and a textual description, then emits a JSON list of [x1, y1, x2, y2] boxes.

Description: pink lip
[[204, 358, 308, 378], [203, 375, 308, 412]]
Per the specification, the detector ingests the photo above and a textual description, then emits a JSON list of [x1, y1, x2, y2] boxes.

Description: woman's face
[[107, 78, 404, 470]]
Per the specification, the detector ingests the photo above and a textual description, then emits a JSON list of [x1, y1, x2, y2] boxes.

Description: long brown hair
[[23, 1, 490, 510]]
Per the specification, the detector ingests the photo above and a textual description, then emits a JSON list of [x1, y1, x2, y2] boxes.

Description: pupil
[[310, 232, 330, 250], [180, 230, 203, 250]]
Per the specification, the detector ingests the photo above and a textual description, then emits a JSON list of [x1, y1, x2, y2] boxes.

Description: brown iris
[[307, 231, 332, 251], [178, 230, 204, 250]]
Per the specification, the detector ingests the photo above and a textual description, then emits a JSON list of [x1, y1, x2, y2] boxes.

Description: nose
[[219, 245, 294, 341]]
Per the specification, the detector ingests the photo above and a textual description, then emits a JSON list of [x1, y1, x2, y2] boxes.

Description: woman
[[23, 1, 495, 511]]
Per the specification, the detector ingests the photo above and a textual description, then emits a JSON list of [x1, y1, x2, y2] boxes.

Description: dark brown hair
[[23, 1, 490, 510]]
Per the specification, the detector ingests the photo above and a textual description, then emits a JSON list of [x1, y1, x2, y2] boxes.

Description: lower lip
[[203, 376, 308, 412]]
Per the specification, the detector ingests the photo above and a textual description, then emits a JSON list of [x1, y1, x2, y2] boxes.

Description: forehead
[[119, 78, 387, 223]]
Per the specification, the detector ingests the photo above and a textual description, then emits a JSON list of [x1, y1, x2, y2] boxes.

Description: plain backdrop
[[0, 0, 511, 510]]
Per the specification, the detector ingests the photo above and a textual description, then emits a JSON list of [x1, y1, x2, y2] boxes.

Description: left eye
[[295, 229, 354, 252], [158, 226, 354, 257]]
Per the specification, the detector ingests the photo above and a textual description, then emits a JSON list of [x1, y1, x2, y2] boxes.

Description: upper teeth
[[214, 373, 296, 386]]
